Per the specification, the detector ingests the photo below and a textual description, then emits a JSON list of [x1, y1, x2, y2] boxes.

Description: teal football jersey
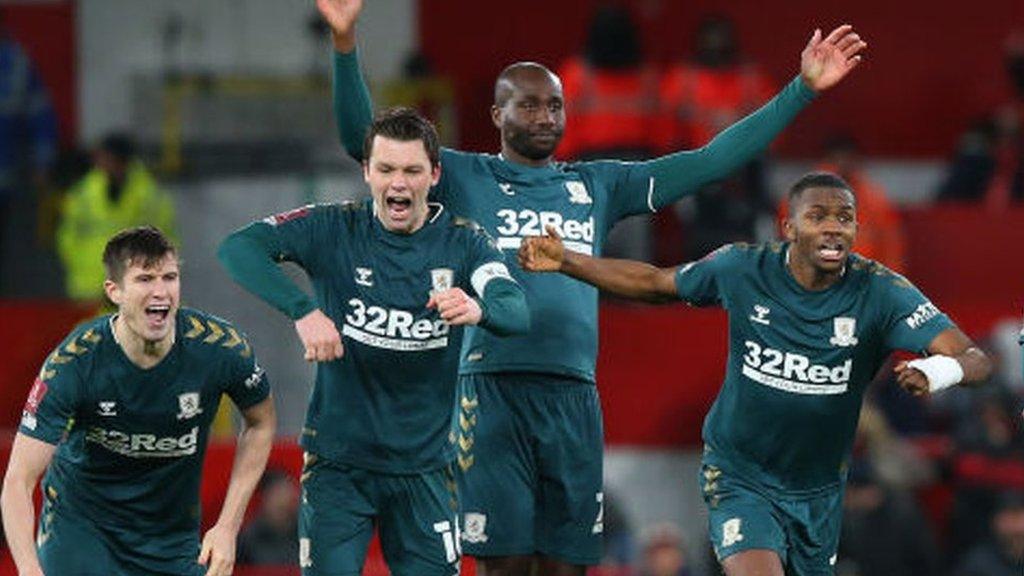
[[439, 151, 658, 381], [258, 199, 512, 473], [332, 50, 816, 384], [674, 243, 953, 492], [19, 308, 268, 572]]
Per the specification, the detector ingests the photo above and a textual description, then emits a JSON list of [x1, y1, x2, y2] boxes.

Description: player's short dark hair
[[787, 171, 856, 208], [493, 62, 559, 107], [363, 107, 440, 168], [102, 226, 177, 283]]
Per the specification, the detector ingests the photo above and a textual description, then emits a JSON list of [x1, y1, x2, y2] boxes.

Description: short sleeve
[[879, 274, 954, 353], [19, 348, 82, 445], [218, 330, 271, 411], [674, 244, 735, 307]]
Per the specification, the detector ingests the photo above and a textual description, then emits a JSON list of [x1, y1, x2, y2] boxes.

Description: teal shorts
[[456, 373, 604, 565], [700, 461, 843, 575], [298, 453, 461, 576], [37, 491, 203, 575]]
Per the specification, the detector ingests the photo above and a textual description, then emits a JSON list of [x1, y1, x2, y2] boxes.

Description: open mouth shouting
[[817, 240, 846, 264], [384, 191, 417, 226], [144, 303, 172, 329]]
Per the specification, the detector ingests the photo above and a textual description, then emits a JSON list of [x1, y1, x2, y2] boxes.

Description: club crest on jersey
[[97, 401, 117, 417], [749, 304, 771, 325], [462, 513, 489, 544], [431, 268, 454, 293], [355, 267, 374, 287], [565, 181, 592, 204], [25, 377, 48, 415], [176, 392, 203, 420], [829, 317, 859, 347]]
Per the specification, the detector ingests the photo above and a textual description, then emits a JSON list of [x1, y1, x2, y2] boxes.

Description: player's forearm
[[954, 347, 993, 387], [644, 76, 815, 209], [560, 251, 676, 303], [333, 50, 374, 161], [330, 28, 356, 53], [213, 413, 275, 532], [477, 279, 530, 336], [218, 225, 318, 321], [1, 479, 44, 575]]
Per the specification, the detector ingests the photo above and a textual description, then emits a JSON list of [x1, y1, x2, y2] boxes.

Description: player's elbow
[[480, 299, 531, 337], [1, 466, 32, 514], [216, 231, 260, 280], [634, 268, 678, 304], [216, 233, 242, 268], [501, 305, 531, 337]]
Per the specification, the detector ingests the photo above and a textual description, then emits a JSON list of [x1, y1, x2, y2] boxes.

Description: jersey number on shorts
[[434, 519, 462, 563], [592, 492, 604, 535]]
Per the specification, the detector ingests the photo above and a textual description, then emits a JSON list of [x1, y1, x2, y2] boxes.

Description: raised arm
[[894, 328, 992, 397], [519, 226, 678, 303], [618, 25, 866, 216], [2, 434, 57, 576], [318, 0, 374, 161], [198, 397, 276, 576]]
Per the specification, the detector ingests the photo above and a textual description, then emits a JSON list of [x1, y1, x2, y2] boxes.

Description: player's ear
[[783, 217, 796, 242], [362, 160, 370, 183], [430, 163, 441, 186], [490, 104, 503, 130], [103, 279, 122, 306]]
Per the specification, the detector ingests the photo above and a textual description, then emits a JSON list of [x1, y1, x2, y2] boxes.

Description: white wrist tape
[[907, 355, 964, 393]]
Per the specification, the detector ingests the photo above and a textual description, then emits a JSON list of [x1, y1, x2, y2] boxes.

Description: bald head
[[494, 62, 561, 107]]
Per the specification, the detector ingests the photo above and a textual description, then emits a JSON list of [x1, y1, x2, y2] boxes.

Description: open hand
[[316, 0, 363, 51], [800, 24, 867, 92]]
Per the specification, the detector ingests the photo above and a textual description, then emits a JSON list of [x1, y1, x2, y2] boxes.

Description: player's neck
[[111, 315, 175, 369], [786, 248, 844, 291], [499, 148, 552, 168]]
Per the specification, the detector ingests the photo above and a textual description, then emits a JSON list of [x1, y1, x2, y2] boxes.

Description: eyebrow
[[804, 203, 855, 210]]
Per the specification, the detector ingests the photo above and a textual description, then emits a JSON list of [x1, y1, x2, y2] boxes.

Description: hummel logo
[[498, 183, 515, 196], [355, 267, 373, 287], [98, 401, 117, 417], [749, 304, 771, 325]]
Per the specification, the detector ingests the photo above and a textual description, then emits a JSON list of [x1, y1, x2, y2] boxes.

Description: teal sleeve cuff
[[217, 224, 318, 321], [790, 74, 818, 103], [476, 279, 530, 336], [332, 48, 375, 162]]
